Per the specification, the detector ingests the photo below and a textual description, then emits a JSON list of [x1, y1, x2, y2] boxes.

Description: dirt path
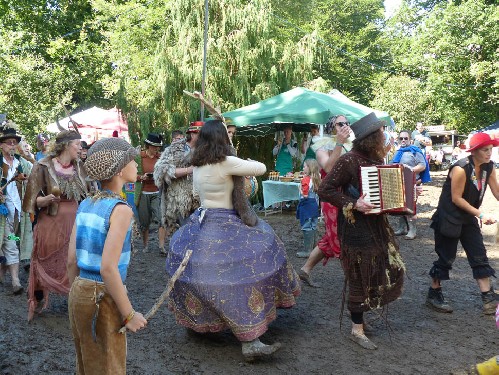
[[1, 170, 498, 375]]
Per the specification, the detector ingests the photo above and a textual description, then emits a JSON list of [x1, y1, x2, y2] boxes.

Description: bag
[[438, 214, 462, 238]]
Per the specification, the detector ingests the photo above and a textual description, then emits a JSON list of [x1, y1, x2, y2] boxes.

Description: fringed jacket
[[22, 157, 89, 216]]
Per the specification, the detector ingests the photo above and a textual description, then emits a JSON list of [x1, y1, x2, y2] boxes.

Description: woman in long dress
[[23, 130, 89, 321], [166, 120, 300, 360]]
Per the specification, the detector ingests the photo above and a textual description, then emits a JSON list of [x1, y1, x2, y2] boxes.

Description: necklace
[[91, 189, 126, 203], [56, 158, 73, 169]]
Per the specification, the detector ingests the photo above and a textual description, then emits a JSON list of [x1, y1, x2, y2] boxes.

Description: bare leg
[[8, 263, 23, 294], [158, 226, 167, 249], [431, 278, 441, 289], [477, 277, 491, 292], [298, 246, 324, 287], [141, 229, 149, 251], [301, 246, 325, 275]]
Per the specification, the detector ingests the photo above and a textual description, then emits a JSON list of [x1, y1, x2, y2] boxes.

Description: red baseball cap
[[186, 121, 204, 133], [466, 132, 499, 152]]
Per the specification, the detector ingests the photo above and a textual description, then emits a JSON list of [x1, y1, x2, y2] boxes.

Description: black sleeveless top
[[433, 156, 494, 225]]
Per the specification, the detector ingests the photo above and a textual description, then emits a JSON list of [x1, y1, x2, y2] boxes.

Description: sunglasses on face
[[2, 141, 18, 146], [399, 137, 409, 140], [336, 122, 350, 127]]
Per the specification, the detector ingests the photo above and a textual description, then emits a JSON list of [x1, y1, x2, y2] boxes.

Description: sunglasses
[[2, 140, 18, 146], [399, 137, 409, 140], [336, 121, 350, 127]]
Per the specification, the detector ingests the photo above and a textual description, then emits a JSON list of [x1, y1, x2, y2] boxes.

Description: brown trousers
[[68, 277, 126, 375]]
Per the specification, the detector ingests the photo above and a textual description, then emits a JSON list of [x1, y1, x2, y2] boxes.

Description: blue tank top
[[76, 196, 132, 282]]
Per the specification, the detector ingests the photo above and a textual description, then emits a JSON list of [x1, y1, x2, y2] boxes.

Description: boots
[[393, 216, 408, 236], [405, 219, 417, 240], [481, 289, 498, 315], [426, 287, 453, 313], [296, 230, 316, 258]]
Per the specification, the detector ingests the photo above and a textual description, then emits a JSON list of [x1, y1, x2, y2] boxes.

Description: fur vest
[[153, 140, 200, 230], [22, 157, 89, 216]]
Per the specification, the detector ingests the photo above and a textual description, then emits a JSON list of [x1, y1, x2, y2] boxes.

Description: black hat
[[144, 133, 163, 147], [81, 141, 90, 149], [0, 121, 21, 143], [350, 113, 385, 141]]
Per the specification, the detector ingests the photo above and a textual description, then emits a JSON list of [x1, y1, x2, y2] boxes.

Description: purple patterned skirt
[[166, 208, 301, 342]]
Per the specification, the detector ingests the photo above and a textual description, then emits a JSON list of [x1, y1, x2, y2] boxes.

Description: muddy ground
[[0, 170, 498, 375]]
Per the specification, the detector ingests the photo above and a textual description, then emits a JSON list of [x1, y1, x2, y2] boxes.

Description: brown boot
[[481, 289, 498, 315]]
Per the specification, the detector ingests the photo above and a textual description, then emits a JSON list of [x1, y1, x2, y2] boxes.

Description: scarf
[[391, 145, 431, 183]]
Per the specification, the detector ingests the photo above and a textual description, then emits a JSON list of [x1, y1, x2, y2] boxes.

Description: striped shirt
[[76, 196, 132, 282]]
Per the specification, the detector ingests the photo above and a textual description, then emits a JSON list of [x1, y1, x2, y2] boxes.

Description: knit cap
[[84, 138, 138, 181]]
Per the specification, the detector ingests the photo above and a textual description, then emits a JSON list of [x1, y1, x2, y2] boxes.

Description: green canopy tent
[[222, 87, 392, 137]]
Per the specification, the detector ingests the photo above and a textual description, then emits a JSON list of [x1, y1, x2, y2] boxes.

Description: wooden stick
[[145, 249, 192, 320], [118, 250, 192, 333], [183, 90, 225, 122]]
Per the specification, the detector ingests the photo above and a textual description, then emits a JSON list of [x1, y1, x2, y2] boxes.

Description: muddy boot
[[481, 289, 498, 315], [405, 219, 417, 240], [393, 216, 408, 236], [426, 287, 453, 313], [296, 230, 316, 258]]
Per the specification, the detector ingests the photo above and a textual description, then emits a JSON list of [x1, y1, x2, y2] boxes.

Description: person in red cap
[[426, 132, 499, 315], [153, 121, 202, 243]]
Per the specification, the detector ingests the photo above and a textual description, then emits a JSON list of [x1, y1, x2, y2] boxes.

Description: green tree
[[380, 0, 498, 133]]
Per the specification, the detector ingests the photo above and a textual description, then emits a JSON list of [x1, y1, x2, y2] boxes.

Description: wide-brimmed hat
[[144, 133, 163, 147], [466, 132, 499, 152], [0, 121, 21, 143], [350, 113, 385, 141], [186, 121, 204, 133], [85, 138, 139, 181], [80, 141, 90, 150]]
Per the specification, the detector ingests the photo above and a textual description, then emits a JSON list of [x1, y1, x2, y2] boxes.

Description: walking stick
[[118, 249, 192, 333]]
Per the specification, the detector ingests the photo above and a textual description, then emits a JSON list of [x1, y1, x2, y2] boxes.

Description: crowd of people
[[0, 112, 497, 373]]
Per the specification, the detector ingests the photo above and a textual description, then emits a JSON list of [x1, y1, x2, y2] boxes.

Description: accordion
[[360, 164, 416, 215]]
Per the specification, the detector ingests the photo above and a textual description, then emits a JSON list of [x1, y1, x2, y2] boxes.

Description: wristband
[[122, 309, 135, 326], [336, 143, 343, 148], [478, 213, 484, 220]]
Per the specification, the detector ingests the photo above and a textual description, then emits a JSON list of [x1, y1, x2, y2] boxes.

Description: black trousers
[[429, 220, 495, 281]]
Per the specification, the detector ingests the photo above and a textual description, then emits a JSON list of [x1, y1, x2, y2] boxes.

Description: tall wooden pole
[[201, 0, 209, 121]]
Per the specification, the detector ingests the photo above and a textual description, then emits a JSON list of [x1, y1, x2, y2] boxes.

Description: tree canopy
[[0, 0, 497, 144]]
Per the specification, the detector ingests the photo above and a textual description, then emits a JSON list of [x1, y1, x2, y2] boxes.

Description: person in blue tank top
[[67, 137, 147, 375]]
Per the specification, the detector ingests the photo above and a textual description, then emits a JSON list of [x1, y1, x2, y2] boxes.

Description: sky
[[384, 0, 402, 18]]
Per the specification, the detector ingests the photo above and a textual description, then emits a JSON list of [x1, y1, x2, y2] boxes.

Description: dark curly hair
[[352, 128, 385, 161], [190, 120, 233, 166]]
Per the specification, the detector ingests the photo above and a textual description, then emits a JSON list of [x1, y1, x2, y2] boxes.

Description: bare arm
[[323, 125, 351, 173], [101, 204, 147, 332], [487, 168, 499, 200], [174, 165, 194, 179], [67, 224, 79, 286]]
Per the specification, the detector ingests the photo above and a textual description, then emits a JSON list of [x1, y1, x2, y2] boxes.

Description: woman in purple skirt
[[166, 119, 300, 360]]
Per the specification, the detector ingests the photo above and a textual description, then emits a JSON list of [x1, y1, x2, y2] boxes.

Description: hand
[[336, 125, 351, 144], [141, 174, 149, 181], [14, 173, 27, 181], [354, 194, 375, 213], [39, 194, 60, 208], [276, 139, 282, 147], [125, 311, 147, 333], [481, 215, 497, 225], [415, 185, 424, 197]]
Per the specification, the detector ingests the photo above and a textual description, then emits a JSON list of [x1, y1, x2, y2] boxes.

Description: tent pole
[[201, 0, 209, 121]]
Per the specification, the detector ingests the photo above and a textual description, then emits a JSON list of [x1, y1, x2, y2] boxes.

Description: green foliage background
[[1, 0, 497, 148]]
